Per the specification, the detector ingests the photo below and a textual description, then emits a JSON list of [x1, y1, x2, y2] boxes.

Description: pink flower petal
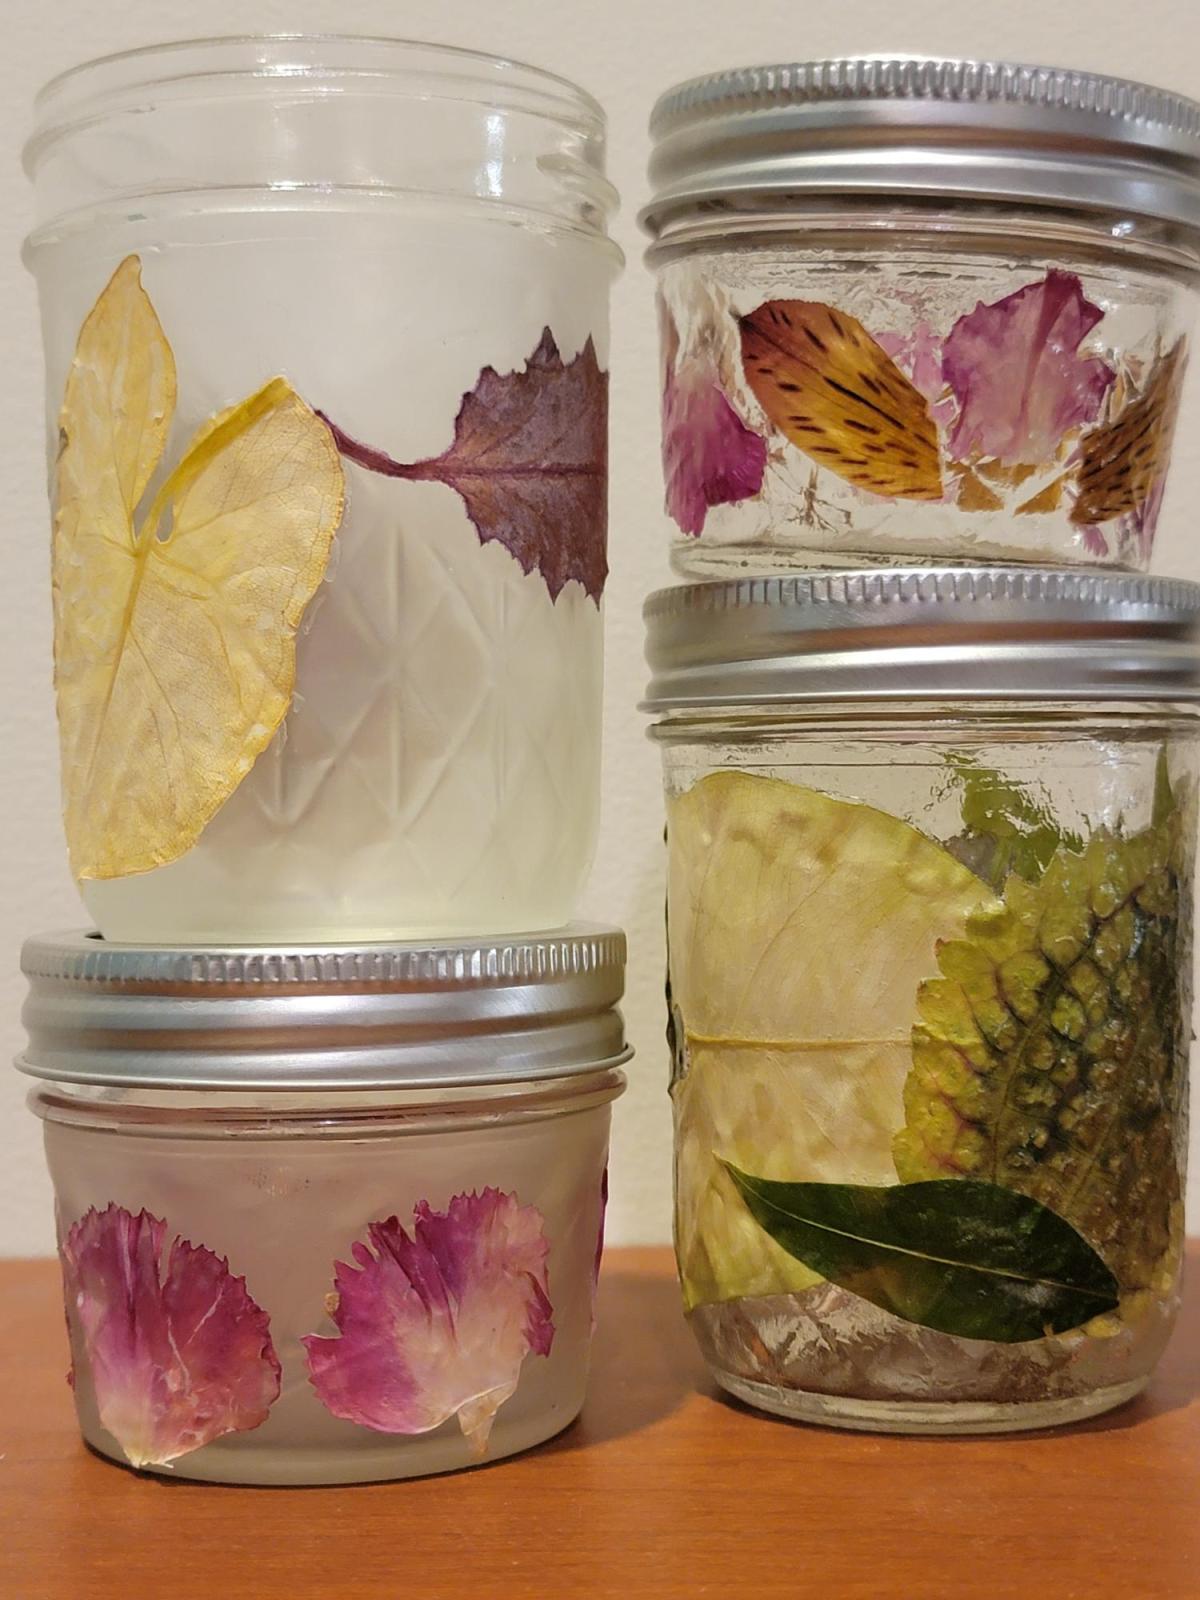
[[877, 323, 957, 431], [303, 1188, 554, 1455], [1079, 522, 1111, 559], [60, 1205, 281, 1468], [661, 311, 767, 536], [943, 270, 1115, 467]]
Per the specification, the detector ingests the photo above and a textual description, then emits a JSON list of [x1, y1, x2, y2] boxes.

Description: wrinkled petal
[[60, 1205, 280, 1468], [877, 323, 956, 431], [662, 303, 767, 535], [943, 270, 1115, 467], [1079, 521, 1111, 559], [303, 1189, 554, 1455]]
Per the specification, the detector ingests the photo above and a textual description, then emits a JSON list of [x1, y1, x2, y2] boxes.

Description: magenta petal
[[943, 270, 1115, 466], [304, 1188, 554, 1454], [60, 1205, 281, 1468], [662, 355, 768, 535]]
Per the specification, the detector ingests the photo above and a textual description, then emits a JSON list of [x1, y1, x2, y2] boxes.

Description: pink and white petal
[[61, 1205, 280, 1468], [943, 270, 1115, 467], [304, 1190, 555, 1454], [877, 323, 956, 429], [1078, 522, 1111, 559], [662, 357, 768, 536]]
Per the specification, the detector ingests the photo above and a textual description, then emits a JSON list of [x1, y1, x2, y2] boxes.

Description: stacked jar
[[17, 36, 627, 1483], [642, 59, 1200, 1431]]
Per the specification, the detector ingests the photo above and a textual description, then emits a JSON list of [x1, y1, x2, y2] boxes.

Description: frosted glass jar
[[644, 59, 1200, 576], [25, 37, 620, 942], [18, 926, 628, 1484], [645, 570, 1200, 1433]]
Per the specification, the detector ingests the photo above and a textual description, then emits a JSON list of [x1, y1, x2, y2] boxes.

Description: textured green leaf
[[895, 812, 1189, 1290], [944, 755, 1081, 891], [725, 1166, 1120, 1342]]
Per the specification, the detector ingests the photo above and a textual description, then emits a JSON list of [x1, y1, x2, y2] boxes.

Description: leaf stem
[[316, 412, 427, 481]]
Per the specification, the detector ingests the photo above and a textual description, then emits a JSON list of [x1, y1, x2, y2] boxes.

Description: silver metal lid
[[642, 568, 1200, 712], [18, 926, 629, 1092], [644, 57, 1200, 242]]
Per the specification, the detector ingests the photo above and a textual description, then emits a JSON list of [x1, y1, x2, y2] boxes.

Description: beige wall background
[[3, 0, 1200, 1254]]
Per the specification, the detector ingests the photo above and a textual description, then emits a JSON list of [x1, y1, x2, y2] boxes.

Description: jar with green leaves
[[645, 569, 1199, 1432]]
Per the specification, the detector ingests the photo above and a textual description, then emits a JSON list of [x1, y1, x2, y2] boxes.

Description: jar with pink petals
[[644, 58, 1200, 576], [18, 927, 628, 1485]]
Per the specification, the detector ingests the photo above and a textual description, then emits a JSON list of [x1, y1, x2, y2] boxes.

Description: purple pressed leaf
[[303, 1188, 554, 1455], [322, 330, 608, 603], [942, 270, 1115, 467], [60, 1205, 280, 1468]]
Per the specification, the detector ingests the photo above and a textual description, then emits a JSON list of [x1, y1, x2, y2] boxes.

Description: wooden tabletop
[[2, 1246, 1197, 1599]]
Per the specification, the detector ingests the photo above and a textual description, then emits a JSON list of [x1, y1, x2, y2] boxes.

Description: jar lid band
[[642, 569, 1200, 712], [643, 58, 1200, 243], [18, 926, 630, 1091]]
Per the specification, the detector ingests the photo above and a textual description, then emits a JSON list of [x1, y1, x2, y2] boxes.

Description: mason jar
[[644, 569, 1199, 1433], [24, 36, 620, 941], [643, 58, 1200, 577], [18, 926, 628, 1483]]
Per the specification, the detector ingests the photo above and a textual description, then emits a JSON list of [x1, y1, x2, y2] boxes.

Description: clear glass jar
[[25, 37, 621, 941], [644, 60, 1200, 577], [18, 927, 628, 1483], [645, 571, 1200, 1432]]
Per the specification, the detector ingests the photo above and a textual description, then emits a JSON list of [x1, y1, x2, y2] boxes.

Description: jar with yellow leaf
[[645, 570, 1200, 1432], [644, 59, 1200, 577], [25, 37, 620, 941]]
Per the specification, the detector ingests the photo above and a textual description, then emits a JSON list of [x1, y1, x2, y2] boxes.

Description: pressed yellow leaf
[[668, 772, 993, 1308], [52, 256, 345, 879], [739, 300, 944, 500]]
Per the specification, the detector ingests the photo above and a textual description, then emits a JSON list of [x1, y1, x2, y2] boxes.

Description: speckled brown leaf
[[739, 300, 943, 500], [1071, 341, 1187, 527]]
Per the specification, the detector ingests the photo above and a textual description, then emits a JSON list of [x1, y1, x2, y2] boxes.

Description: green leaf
[[895, 812, 1187, 1292], [943, 755, 1080, 891], [724, 1166, 1120, 1342]]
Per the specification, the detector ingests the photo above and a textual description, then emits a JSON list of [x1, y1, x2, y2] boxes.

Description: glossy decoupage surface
[[656, 237, 1193, 576], [663, 717, 1196, 1430]]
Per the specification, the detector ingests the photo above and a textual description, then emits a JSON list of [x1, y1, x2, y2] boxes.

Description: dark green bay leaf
[[723, 1165, 1119, 1343]]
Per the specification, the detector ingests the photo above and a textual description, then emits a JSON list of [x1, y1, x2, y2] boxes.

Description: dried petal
[[304, 1189, 554, 1454], [322, 329, 609, 602], [876, 322, 956, 431], [942, 270, 1115, 467], [60, 1205, 280, 1468], [53, 255, 345, 880], [661, 305, 767, 534]]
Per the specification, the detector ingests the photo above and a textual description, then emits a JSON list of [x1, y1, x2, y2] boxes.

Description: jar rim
[[28, 34, 605, 170]]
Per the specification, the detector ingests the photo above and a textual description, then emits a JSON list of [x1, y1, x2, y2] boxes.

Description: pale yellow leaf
[[668, 772, 994, 1307], [52, 256, 345, 878]]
